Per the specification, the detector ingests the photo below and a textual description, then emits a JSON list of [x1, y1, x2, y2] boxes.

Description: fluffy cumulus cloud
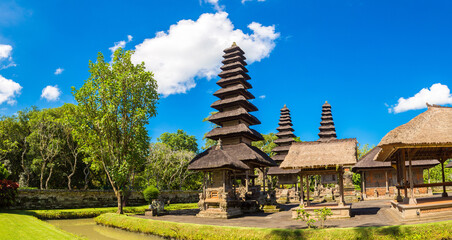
[[132, 12, 279, 96], [0, 74, 22, 105], [41, 85, 61, 101], [204, 0, 224, 11], [259, 95, 266, 99], [109, 35, 133, 55], [54, 67, 64, 75], [0, 44, 12, 59], [389, 83, 452, 113]]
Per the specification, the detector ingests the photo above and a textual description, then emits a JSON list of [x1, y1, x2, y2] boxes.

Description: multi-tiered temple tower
[[268, 105, 300, 202], [318, 101, 337, 142], [188, 43, 276, 218]]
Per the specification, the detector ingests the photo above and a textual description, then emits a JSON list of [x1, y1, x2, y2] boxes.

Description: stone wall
[[11, 189, 200, 210]]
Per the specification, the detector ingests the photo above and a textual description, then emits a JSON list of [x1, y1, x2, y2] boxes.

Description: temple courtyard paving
[[137, 199, 452, 229]]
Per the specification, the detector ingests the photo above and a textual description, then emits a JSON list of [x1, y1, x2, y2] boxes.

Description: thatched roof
[[211, 95, 258, 112], [216, 74, 252, 89], [353, 147, 440, 172], [280, 138, 358, 169], [268, 166, 300, 175], [188, 143, 277, 171], [208, 108, 260, 126], [205, 123, 264, 141], [213, 84, 254, 99], [375, 105, 452, 162]]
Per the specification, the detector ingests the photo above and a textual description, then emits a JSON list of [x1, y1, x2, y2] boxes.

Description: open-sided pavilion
[[375, 104, 452, 219], [280, 138, 358, 218]]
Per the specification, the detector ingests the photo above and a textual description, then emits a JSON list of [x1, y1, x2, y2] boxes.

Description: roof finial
[[232, 42, 237, 47], [215, 138, 223, 150], [325, 101, 328, 104], [284, 104, 286, 107]]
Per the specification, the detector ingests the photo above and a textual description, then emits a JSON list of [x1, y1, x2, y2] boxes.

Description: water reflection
[[48, 218, 162, 240]]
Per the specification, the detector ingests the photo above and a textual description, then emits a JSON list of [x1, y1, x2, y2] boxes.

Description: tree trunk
[[83, 165, 90, 190], [40, 161, 46, 190], [116, 191, 124, 214], [45, 165, 54, 190]]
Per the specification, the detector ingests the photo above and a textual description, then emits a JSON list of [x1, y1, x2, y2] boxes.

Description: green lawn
[[0, 212, 82, 240], [2, 202, 198, 220], [95, 213, 452, 240]]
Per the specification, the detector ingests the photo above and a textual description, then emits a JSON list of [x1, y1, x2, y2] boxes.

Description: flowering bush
[[0, 179, 19, 208]]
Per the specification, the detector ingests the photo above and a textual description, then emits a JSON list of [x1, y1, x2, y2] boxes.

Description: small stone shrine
[[188, 43, 277, 219]]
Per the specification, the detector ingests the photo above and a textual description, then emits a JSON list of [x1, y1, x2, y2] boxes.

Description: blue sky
[[0, 0, 451, 148]]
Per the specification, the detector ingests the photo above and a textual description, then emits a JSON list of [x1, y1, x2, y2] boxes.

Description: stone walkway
[[136, 200, 417, 229]]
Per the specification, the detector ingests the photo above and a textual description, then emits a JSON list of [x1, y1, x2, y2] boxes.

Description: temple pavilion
[[280, 102, 358, 218], [353, 147, 439, 200], [267, 105, 300, 203], [375, 104, 452, 220], [188, 43, 277, 219]]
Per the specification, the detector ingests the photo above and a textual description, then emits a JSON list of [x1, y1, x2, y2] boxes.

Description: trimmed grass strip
[[95, 213, 452, 240], [0, 212, 82, 240]]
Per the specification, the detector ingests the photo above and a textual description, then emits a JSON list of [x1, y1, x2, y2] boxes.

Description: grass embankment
[[95, 213, 452, 240], [0, 212, 82, 240], [21, 202, 198, 219]]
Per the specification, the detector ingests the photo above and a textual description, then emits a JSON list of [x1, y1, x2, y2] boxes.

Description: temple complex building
[[188, 43, 277, 219], [353, 147, 439, 200], [267, 105, 300, 203]]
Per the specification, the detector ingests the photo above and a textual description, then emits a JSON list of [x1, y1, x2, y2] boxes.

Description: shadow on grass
[[353, 224, 409, 240], [267, 228, 308, 240]]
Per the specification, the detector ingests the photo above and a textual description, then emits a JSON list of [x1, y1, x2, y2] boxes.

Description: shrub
[[143, 185, 159, 203], [0, 163, 10, 180], [314, 207, 333, 229], [296, 207, 316, 228], [0, 179, 19, 208]]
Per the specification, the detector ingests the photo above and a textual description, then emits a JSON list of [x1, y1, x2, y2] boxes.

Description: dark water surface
[[48, 218, 163, 240]]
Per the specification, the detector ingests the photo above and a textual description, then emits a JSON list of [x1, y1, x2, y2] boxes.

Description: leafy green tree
[[252, 133, 278, 157], [72, 48, 159, 214], [158, 129, 198, 153], [144, 142, 198, 190]]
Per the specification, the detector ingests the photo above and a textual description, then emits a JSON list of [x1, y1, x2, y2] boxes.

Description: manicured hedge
[[95, 213, 452, 240]]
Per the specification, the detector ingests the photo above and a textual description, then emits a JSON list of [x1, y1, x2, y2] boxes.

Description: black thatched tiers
[[188, 143, 277, 171], [208, 108, 260, 126], [206, 123, 264, 141]]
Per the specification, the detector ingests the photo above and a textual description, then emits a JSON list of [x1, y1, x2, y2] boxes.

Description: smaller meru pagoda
[[318, 101, 337, 142], [268, 105, 300, 202], [188, 43, 276, 219]]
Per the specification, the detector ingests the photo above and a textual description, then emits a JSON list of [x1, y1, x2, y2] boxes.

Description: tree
[[252, 133, 278, 157], [158, 129, 198, 153], [72, 48, 159, 214], [144, 142, 197, 190]]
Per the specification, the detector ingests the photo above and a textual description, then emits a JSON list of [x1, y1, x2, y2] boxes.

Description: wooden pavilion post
[[396, 156, 403, 202], [203, 172, 207, 200], [441, 156, 448, 197], [401, 150, 409, 203], [300, 174, 304, 205], [246, 171, 249, 192], [338, 170, 345, 206], [306, 175, 310, 206], [385, 171, 389, 196], [408, 150, 417, 205], [361, 172, 366, 200], [427, 168, 433, 195]]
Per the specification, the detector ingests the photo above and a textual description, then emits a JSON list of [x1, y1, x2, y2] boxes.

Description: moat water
[[48, 218, 163, 240]]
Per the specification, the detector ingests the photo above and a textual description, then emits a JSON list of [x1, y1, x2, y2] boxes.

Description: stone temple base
[[292, 204, 351, 219], [390, 196, 452, 221], [196, 207, 243, 219]]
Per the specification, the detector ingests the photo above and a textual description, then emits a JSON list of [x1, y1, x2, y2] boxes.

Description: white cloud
[[109, 35, 133, 55], [41, 85, 61, 101], [241, 0, 266, 4], [54, 67, 64, 75], [0, 44, 12, 59], [259, 95, 266, 99], [0, 74, 22, 105], [132, 12, 279, 96], [204, 0, 224, 11], [389, 83, 452, 113]]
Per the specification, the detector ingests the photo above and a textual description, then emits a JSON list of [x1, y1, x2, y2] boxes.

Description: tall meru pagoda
[[268, 105, 301, 203], [188, 43, 277, 219], [318, 101, 337, 142]]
